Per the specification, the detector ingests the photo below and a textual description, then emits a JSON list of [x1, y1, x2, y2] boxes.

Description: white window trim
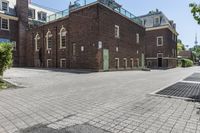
[[115, 58, 119, 69], [34, 33, 40, 52], [116, 46, 119, 52], [59, 26, 67, 49], [81, 46, 84, 52], [46, 59, 52, 68], [154, 17, 160, 25], [1, 18, 9, 31], [157, 36, 163, 46], [46, 30, 52, 50], [123, 58, 127, 68], [136, 33, 140, 44], [115, 25, 120, 38], [1, 0, 9, 12], [12, 41, 16, 51], [60, 58, 66, 68]]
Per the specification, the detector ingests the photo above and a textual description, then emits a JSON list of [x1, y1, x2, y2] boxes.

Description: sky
[[32, 0, 200, 48]]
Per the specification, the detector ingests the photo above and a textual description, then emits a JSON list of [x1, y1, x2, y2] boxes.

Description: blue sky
[[32, 0, 199, 48]]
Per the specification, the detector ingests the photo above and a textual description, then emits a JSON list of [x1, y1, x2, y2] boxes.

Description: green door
[[141, 53, 145, 68], [103, 49, 109, 71]]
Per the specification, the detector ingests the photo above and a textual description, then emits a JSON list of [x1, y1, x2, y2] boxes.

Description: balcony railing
[[46, 0, 142, 26]]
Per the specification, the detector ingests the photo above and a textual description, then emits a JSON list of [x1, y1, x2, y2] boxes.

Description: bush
[[181, 58, 193, 67], [0, 43, 13, 77]]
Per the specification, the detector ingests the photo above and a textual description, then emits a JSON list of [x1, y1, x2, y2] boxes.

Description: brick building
[[0, 0, 179, 71], [27, 0, 146, 71], [139, 9, 178, 69]]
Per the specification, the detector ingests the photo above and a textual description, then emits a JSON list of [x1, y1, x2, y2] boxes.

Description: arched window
[[59, 26, 67, 49], [34, 33, 40, 51], [46, 30, 53, 50]]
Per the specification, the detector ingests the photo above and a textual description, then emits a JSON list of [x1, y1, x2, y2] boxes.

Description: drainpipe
[[55, 26, 58, 68]]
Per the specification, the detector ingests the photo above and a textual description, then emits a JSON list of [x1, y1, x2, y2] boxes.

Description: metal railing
[[46, 0, 142, 25]]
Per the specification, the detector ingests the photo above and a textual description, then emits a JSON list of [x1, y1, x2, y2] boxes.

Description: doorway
[[158, 58, 163, 67]]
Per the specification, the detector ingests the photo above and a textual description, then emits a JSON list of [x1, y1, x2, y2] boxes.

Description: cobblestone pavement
[[0, 67, 200, 133]]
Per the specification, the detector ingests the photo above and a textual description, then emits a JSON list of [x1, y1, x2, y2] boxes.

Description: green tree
[[177, 39, 185, 54], [0, 43, 13, 77], [190, 3, 200, 24]]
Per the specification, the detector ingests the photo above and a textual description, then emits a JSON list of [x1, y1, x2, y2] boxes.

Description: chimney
[[16, 0, 29, 66]]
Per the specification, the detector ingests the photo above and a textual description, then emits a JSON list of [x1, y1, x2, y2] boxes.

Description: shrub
[[0, 43, 13, 77], [181, 58, 193, 67]]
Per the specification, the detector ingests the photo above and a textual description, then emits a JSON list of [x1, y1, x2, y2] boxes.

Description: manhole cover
[[156, 82, 200, 101], [184, 73, 200, 82]]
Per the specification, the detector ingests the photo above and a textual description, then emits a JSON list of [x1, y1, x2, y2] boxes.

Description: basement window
[[124, 58, 127, 68], [130, 58, 134, 68], [1, 18, 9, 30], [47, 59, 52, 68], [115, 58, 119, 69], [60, 58, 66, 68]]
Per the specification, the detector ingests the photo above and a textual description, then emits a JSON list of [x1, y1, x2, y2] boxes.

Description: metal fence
[[46, 0, 142, 25]]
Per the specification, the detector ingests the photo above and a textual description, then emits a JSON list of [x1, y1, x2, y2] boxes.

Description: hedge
[[0, 43, 13, 77], [181, 58, 193, 67]]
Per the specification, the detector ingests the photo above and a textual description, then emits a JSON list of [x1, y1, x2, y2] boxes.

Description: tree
[[190, 3, 200, 24], [177, 39, 185, 54], [0, 43, 13, 77]]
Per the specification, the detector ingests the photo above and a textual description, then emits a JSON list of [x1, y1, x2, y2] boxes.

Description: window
[[115, 25, 120, 38], [2, 1, 8, 12], [116, 47, 119, 52], [157, 36, 163, 46], [28, 8, 35, 19], [47, 59, 52, 68], [154, 17, 160, 26], [1, 18, 9, 30], [143, 19, 146, 26], [34, 34, 40, 51], [115, 58, 119, 69], [38, 12, 47, 21], [124, 58, 127, 68], [81, 46, 84, 52], [59, 27, 67, 49], [72, 43, 76, 56], [136, 33, 140, 44], [46, 31, 52, 50], [60, 59, 66, 68], [130, 58, 134, 68]]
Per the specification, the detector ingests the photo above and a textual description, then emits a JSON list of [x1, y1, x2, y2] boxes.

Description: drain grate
[[184, 73, 200, 82], [156, 82, 200, 100]]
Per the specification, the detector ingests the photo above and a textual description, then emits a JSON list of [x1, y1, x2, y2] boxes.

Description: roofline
[[30, 2, 60, 13], [70, 2, 145, 28], [0, 13, 18, 21], [138, 11, 162, 18], [146, 25, 179, 35]]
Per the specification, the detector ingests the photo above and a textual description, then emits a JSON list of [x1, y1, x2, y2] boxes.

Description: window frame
[[1, 18, 9, 30], [34, 33, 40, 52], [136, 33, 140, 44], [59, 27, 67, 49], [123, 58, 127, 68], [114, 25, 120, 38], [46, 31, 53, 50], [28, 8, 36, 19], [46, 59, 52, 68], [115, 58, 119, 69], [38, 11, 47, 21], [72, 43, 76, 56], [157, 36, 163, 46], [1, 1, 9, 12], [154, 17, 160, 26], [60, 58, 66, 68]]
